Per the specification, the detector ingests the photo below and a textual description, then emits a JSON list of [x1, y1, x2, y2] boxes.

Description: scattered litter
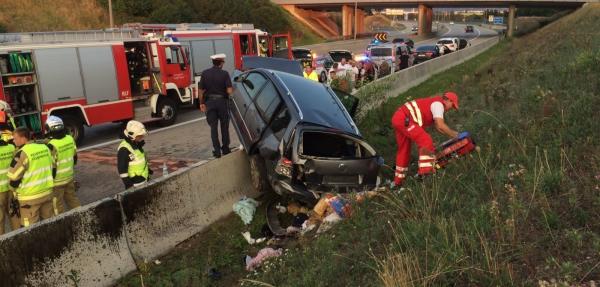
[[275, 202, 287, 213], [286, 226, 301, 234], [286, 202, 309, 215], [317, 212, 343, 234], [233, 197, 259, 225], [245, 247, 283, 271], [154, 260, 161, 265], [241, 231, 266, 245]]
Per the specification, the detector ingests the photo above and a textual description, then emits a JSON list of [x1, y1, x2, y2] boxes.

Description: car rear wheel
[[249, 154, 271, 193], [61, 115, 85, 145]]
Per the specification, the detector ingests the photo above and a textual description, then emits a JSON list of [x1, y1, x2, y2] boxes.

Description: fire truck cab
[[0, 30, 193, 143]]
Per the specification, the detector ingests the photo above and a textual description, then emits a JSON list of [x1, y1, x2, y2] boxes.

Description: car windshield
[[293, 50, 312, 60], [438, 40, 453, 44], [392, 38, 404, 43], [329, 51, 353, 62], [370, 48, 392, 57], [416, 46, 435, 51]]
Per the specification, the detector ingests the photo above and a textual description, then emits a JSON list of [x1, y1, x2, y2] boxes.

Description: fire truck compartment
[[124, 41, 154, 97]]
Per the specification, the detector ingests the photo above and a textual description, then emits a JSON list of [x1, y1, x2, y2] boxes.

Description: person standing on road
[[45, 116, 80, 213], [391, 92, 460, 186], [118, 120, 151, 189], [7, 127, 56, 227], [0, 129, 19, 234], [199, 53, 233, 158]]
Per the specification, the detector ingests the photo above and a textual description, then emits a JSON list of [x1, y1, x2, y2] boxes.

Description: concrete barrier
[[0, 150, 254, 286], [121, 150, 256, 261], [354, 36, 500, 120], [0, 198, 136, 286]]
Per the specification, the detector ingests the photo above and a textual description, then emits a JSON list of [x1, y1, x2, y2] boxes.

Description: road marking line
[[80, 116, 207, 152]]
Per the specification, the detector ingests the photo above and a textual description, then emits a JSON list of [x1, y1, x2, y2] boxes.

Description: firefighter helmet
[[0, 130, 12, 142], [124, 120, 147, 139], [45, 115, 65, 133]]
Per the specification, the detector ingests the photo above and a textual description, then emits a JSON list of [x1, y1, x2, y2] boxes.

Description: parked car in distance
[[229, 57, 382, 206], [291, 48, 314, 68], [391, 38, 415, 48], [328, 50, 354, 64], [458, 38, 471, 50], [449, 21, 455, 25], [413, 45, 441, 64], [314, 54, 334, 82], [465, 25, 474, 33], [437, 37, 460, 52], [411, 25, 418, 32]]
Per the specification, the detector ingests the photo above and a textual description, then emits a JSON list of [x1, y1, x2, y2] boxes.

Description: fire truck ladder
[[0, 29, 143, 45]]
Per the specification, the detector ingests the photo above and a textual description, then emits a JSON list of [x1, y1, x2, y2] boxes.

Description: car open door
[[331, 88, 359, 119], [270, 33, 292, 59]]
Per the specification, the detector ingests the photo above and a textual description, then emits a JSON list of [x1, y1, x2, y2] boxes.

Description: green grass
[[118, 4, 600, 286]]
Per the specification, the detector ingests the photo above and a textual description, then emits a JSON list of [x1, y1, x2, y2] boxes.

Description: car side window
[[243, 72, 268, 99], [255, 81, 282, 122], [270, 107, 291, 140]]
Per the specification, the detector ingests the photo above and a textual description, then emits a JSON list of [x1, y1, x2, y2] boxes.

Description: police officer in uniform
[[45, 116, 80, 213], [7, 127, 56, 227], [199, 53, 233, 158], [117, 120, 150, 189]]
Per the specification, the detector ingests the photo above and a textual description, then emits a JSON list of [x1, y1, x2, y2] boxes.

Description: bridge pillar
[[507, 4, 516, 37], [418, 4, 433, 35], [356, 8, 366, 35], [342, 5, 354, 39]]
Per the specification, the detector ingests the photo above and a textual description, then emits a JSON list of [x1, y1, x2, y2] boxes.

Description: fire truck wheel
[[61, 115, 84, 145], [158, 97, 178, 126], [249, 154, 271, 193]]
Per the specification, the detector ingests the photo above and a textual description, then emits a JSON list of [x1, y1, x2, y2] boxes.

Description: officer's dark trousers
[[206, 98, 230, 155]]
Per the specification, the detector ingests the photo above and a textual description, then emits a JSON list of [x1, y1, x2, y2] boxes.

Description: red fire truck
[[129, 23, 293, 77], [0, 30, 193, 143]]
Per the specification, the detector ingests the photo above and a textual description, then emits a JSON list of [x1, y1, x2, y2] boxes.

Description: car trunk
[[293, 127, 381, 192]]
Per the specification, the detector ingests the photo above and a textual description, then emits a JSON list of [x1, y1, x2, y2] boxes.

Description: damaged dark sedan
[[229, 57, 382, 205]]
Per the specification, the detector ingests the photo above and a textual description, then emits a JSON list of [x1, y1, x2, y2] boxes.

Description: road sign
[[494, 17, 504, 24], [373, 32, 388, 42]]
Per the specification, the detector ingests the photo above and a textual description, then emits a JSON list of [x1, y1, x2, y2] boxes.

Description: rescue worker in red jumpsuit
[[391, 92, 460, 186]]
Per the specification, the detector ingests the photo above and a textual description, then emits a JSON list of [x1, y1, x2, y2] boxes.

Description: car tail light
[[275, 157, 292, 178]]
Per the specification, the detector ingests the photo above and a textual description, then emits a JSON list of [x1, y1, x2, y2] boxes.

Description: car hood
[[242, 56, 303, 77]]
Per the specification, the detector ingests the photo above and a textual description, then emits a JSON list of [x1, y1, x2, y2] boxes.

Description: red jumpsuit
[[391, 96, 443, 185]]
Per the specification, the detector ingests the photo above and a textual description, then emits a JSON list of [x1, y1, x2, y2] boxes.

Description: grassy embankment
[[125, 4, 599, 286]]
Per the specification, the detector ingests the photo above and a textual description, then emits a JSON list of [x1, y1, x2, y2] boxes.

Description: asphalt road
[[73, 22, 498, 206]]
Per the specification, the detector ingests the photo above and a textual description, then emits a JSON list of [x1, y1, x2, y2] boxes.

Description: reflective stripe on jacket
[[118, 140, 149, 180], [49, 135, 76, 186], [15, 143, 54, 200], [0, 143, 15, 192]]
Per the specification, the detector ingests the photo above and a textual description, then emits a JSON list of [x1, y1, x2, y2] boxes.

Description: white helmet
[[124, 120, 147, 139], [0, 100, 11, 113], [45, 115, 65, 132]]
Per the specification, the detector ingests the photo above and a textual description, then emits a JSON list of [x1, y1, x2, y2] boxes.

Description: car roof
[[293, 48, 311, 52], [270, 70, 357, 134], [439, 37, 456, 41], [329, 50, 352, 53]]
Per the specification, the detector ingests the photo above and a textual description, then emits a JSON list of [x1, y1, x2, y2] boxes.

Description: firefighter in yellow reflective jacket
[[303, 66, 319, 82], [45, 116, 80, 213], [7, 127, 56, 227], [117, 120, 151, 189], [0, 129, 19, 234]]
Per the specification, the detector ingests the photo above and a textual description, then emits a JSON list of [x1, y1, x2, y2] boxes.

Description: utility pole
[[108, 0, 114, 28], [354, 1, 358, 40]]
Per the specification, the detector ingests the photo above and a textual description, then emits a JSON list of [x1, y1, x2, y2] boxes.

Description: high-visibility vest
[[0, 143, 15, 193], [303, 71, 319, 82], [49, 135, 76, 186], [16, 143, 54, 200], [400, 96, 442, 128], [118, 140, 149, 181]]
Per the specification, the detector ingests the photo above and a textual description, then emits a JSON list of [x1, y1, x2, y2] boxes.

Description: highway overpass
[[273, 0, 596, 37]]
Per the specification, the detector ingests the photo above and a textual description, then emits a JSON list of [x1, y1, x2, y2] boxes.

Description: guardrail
[[354, 36, 500, 120], [0, 150, 256, 286]]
